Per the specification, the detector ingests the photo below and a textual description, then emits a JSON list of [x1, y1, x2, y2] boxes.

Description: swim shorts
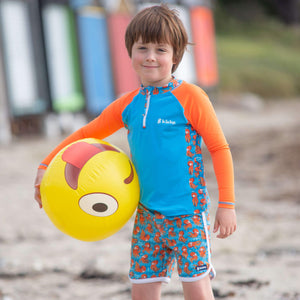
[[129, 203, 216, 283]]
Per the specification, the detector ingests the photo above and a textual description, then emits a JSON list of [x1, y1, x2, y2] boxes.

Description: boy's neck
[[140, 77, 181, 94], [141, 76, 175, 88]]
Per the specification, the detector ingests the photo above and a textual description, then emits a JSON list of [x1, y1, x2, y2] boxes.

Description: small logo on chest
[[157, 118, 176, 125]]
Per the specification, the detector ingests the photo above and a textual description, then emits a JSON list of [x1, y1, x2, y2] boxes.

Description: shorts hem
[[129, 276, 171, 284], [179, 266, 216, 282]]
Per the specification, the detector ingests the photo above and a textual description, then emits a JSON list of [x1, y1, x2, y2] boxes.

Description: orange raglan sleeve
[[174, 82, 235, 209], [38, 90, 138, 170]]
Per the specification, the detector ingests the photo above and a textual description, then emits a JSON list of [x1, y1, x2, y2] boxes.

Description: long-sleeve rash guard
[[39, 79, 235, 216]]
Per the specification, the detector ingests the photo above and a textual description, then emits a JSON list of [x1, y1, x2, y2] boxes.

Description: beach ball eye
[[79, 193, 118, 217]]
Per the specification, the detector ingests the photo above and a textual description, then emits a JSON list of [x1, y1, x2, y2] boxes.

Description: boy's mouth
[[143, 65, 159, 68]]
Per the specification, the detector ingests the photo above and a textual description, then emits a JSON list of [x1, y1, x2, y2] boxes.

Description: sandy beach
[[0, 97, 299, 300]]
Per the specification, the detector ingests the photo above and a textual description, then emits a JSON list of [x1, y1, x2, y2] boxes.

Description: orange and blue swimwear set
[[39, 78, 234, 283]]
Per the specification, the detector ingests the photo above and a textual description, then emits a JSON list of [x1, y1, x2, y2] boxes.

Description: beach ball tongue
[[61, 142, 120, 189], [40, 138, 140, 241]]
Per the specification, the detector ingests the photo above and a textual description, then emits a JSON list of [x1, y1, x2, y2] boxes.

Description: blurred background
[[0, 1, 300, 300], [0, 0, 298, 142]]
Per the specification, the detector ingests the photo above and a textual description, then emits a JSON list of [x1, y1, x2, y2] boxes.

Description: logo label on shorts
[[195, 265, 208, 272]]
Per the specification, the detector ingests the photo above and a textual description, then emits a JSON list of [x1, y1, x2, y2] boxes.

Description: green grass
[[215, 17, 300, 98]]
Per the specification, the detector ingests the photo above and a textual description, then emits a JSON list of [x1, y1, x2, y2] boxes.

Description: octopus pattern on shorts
[[129, 204, 216, 282]]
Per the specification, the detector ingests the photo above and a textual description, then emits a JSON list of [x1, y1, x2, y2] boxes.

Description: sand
[[0, 97, 299, 300]]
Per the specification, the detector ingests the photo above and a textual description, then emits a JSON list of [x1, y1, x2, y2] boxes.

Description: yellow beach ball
[[40, 138, 140, 241]]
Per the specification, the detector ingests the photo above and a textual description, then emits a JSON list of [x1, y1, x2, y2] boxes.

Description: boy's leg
[[181, 275, 215, 300], [132, 282, 162, 300]]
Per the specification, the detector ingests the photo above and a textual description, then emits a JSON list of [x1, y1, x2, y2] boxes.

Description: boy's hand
[[34, 169, 46, 209], [213, 207, 237, 239]]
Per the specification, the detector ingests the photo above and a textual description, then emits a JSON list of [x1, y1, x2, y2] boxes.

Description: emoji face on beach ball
[[40, 138, 140, 241]]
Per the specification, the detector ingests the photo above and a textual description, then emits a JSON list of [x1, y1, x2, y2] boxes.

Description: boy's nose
[[145, 51, 156, 61]]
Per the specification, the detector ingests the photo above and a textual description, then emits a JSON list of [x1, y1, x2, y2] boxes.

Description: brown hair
[[125, 4, 188, 73]]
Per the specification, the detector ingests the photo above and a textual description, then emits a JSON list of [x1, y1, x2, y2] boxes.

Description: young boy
[[34, 4, 236, 300]]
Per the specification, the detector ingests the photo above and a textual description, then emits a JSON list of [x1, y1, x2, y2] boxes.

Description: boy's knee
[[182, 275, 215, 300], [131, 282, 162, 300]]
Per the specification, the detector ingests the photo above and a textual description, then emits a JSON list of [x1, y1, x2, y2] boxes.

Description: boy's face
[[131, 38, 175, 87]]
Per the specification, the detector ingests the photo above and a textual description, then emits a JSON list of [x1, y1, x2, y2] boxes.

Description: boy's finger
[[213, 221, 219, 233], [34, 187, 43, 208], [217, 226, 228, 238]]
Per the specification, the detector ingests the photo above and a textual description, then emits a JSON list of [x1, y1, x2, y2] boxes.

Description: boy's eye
[[158, 48, 166, 52], [138, 46, 147, 50]]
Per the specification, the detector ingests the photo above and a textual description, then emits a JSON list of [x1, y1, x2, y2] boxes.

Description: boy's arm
[[194, 95, 237, 238], [191, 90, 236, 238], [175, 84, 235, 209], [34, 91, 138, 208], [195, 97, 235, 209], [38, 103, 122, 169], [174, 83, 236, 238], [38, 91, 137, 169]]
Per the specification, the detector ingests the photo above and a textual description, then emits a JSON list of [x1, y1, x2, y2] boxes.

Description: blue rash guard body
[[122, 80, 207, 216]]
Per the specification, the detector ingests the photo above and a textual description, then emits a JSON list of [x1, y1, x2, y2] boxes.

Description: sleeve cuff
[[218, 202, 235, 209], [38, 163, 48, 170]]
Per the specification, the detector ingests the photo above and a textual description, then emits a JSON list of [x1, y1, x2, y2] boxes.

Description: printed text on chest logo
[[157, 118, 176, 125]]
